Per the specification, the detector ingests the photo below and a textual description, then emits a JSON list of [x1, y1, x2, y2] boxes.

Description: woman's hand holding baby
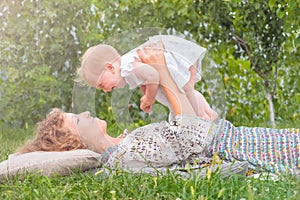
[[136, 41, 168, 74], [137, 40, 196, 116]]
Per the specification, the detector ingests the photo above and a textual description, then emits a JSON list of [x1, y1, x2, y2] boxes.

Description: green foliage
[[0, 0, 299, 127], [0, 1, 299, 197], [0, 0, 99, 126]]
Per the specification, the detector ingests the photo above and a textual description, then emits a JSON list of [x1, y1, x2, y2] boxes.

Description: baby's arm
[[131, 62, 159, 113]]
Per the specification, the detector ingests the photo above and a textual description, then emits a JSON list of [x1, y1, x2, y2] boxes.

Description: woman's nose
[[79, 111, 91, 118]]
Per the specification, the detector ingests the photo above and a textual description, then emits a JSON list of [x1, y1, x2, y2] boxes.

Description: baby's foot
[[210, 111, 219, 121]]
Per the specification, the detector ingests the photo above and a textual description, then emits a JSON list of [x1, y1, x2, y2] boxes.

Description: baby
[[77, 35, 218, 121]]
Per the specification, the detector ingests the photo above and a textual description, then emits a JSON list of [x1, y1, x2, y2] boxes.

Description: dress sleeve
[[121, 52, 145, 89]]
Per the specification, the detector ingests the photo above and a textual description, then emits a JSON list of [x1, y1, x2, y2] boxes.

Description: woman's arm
[[136, 42, 196, 116]]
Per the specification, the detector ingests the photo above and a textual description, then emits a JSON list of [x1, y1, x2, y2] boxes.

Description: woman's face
[[63, 111, 107, 149]]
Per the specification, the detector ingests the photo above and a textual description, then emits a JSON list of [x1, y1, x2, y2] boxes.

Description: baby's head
[[77, 44, 121, 88]]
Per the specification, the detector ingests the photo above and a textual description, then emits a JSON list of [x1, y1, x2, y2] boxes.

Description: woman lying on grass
[[18, 42, 299, 177]]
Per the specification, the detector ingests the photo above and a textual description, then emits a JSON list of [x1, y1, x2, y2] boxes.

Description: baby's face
[[95, 62, 125, 92], [84, 54, 124, 92], [95, 68, 120, 92], [83, 61, 113, 91]]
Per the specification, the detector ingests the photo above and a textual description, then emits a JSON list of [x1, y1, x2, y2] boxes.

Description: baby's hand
[[140, 95, 156, 113]]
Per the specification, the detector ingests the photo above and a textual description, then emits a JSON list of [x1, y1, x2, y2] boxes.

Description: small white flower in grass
[[239, 198, 246, 200], [110, 190, 116, 200], [250, 172, 279, 181], [198, 195, 205, 200], [293, 190, 298, 195]]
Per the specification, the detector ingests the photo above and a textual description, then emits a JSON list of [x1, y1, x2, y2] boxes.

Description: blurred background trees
[[0, 0, 299, 128]]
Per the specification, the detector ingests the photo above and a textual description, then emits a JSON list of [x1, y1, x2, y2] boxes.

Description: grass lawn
[[0, 123, 299, 199]]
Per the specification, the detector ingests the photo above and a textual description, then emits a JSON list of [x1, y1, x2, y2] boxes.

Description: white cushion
[[0, 150, 102, 182]]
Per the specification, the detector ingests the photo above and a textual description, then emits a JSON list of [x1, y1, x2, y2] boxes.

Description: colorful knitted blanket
[[213, 120, 300, 175]]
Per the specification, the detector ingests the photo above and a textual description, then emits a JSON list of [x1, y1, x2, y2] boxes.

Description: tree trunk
[[266, 92, 276, 128]]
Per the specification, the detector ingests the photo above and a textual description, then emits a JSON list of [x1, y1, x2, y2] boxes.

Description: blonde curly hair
[[18, 108, 86, 154]]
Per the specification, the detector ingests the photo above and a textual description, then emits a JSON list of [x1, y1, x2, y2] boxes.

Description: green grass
[[1, 124, 300, 199], [0, 126, 34, 160], [1, 167, 299, 199]]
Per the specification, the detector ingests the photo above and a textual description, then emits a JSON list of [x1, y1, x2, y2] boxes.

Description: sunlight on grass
[[0, 127, 34, 160], [1, 168, 299, 199], [1, 124, 299, 199]]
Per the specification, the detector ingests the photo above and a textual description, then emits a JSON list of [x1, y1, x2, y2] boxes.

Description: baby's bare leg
[[193, 91, 218, 121], [183, 81, 209, 120], [183, 64, 210, 120], [188, 64, 197, 88], [184, 88, 212, 120], [183, 63, 218, 121]]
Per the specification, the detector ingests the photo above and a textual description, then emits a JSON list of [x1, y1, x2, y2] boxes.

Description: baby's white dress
[[120, 35, 207, 118]]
